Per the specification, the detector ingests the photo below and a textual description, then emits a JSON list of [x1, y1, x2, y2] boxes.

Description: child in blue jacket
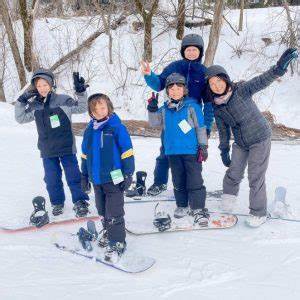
[[148, 73, 209, 225], [81, 93, 134, 262]]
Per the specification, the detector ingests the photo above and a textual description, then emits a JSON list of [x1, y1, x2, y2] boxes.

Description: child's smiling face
[[91, 100, 109, 120], [35, 78, 51, 98], [208, 76, 227, 95], [167, 83, 185, 101]]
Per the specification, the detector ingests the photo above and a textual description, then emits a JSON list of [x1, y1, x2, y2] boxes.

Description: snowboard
[[126, 213, 238, 236], [52, 230, 155, 273], [0, 215, 100, 234], [125, 189, 223, 203]]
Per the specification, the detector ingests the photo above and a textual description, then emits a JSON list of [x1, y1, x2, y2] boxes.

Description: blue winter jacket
[[148, 97, 208, 155], [144, 59, 214, 130], [81, 113, 135, 185]]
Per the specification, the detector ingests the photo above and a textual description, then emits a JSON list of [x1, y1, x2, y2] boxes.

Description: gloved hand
[[197, 144, 208, 162], [220, 148, 231, 167], [73, 72, 89, 93], [81, 174, 91, 194], [147, 92, 159, 112], [275, 48, 298, 76], [17, 90, 38, 104], [206, 128, 211, 139], [119, 175, 133, 192]]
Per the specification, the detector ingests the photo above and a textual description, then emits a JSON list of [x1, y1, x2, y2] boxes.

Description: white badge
[[178, 119, 192, 134]]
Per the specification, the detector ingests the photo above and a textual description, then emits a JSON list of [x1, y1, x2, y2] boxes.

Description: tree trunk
[[0, 0, 27, 87], [176, 0, 185, 40], [238, 0, 244, 32], [144, 16, 153, 61], [0, 80, 6, 102], [134, 0, 158, 62], [204, 0, 225, 67]]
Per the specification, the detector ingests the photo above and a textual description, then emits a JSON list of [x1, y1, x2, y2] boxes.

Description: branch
[[50, 12, 129, 71]]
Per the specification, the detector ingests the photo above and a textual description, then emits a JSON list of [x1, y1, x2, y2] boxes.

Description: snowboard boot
[[30, 196, 49, 228], [104, 241, 127, 264], [174, 206, 189, 219], [73, 200, 89, 217], [52, 204, 64, 216], [245, 215, 267, 228], [125, 171, 147, 197], [98, 229, 109, 248], [192, 208, 210, 227], [77, 227, 93, 251], [147, 183, 167, 196]]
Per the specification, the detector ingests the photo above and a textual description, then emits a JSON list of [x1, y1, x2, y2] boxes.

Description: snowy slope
[[3, 6, 300, 128], [1, 102, 300, 299]]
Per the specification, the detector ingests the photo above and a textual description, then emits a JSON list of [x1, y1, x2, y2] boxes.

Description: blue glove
[[220, 148, 231, 167], [17, 90, 38, 104], [275, 48, 298, 76], [73, 72, 89, 93]]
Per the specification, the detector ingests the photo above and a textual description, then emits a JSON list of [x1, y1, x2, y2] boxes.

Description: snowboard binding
[[77, 227, 94, 252], [125, 171, 147, 198], [30, 196, 49, 228], [153, 203, 171, 232]]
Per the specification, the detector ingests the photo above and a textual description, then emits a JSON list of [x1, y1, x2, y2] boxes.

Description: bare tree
[[204, 0, 225, 67], [134, 0, 159, 62], [18, 0, 41, 71], [0, 0, 26, 87], [0, 24, 7, 102], [93, 0, 114, 64], [176, 0, 185, 40], [238, 0, 244, 32]]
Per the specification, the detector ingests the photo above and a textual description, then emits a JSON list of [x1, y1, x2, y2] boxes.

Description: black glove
[[197, 144, 208, 162], [147, 92, 159, 112], [275, 48, 298, 76], [220, 148, 231, 167], [119, 175, 133, 192], [17, 90, 38, 104], [73, 72, 89, 93], [206, 128, 211, 139], [81, 174, 91, 194]]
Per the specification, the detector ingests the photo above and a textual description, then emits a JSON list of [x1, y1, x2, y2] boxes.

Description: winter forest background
[[0, 0, 299, 130]]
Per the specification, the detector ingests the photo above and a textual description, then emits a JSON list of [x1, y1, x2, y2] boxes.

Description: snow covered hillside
[[3, 6, 300, 128], [1, 99, 300, 299]]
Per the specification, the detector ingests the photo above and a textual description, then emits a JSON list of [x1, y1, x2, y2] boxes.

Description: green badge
[[110, 169, 124, 185], [50, 114, 60, 128]]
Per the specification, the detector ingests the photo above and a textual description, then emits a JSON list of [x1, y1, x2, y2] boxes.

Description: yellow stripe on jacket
[[121, 148, 134, 160]]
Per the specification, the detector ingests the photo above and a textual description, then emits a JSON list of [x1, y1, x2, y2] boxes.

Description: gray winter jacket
[[214, 66, 279, 151], [15, 91, 87, 158]]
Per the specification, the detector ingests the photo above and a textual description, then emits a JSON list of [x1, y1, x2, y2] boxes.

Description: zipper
[[100, 131, 103, 148]]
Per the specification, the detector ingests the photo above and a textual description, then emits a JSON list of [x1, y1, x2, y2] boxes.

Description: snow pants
[[168, 154, 206, 210], [153, 131, 169, 185], [223, 138, 271, 216], [93, 182, 125, 243], [42, 154, 89, 206]]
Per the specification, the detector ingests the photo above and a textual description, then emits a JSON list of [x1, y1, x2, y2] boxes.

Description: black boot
[[52, 204, 64, 216], [73, 200, 89, 217], [125, 171, 147, 197]]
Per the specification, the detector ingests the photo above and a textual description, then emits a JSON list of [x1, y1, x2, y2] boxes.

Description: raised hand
[[73, 72, 89, 93], [140, 60, 151, 75]]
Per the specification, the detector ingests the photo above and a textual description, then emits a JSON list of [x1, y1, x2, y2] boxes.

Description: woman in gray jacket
[[205, 48, 298, 227]]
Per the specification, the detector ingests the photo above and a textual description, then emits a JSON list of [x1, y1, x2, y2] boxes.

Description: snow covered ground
[[1, 101, 300, 300]]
